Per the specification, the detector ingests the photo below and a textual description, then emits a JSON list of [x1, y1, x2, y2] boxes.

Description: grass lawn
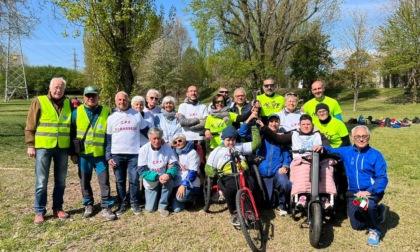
[[0, 88, 419, 251]]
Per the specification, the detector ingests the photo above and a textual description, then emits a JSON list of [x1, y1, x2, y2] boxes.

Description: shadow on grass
[[380, 207, 399, 239], [261, 209, 276, 249]]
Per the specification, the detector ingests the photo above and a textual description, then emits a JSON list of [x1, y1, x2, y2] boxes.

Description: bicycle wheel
[[309, 202, 322, 248], [236, 189, 265, 252], [203, 175, 212, 212]]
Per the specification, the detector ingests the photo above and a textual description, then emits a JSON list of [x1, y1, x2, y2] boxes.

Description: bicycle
[[231, 150, 265, 252]]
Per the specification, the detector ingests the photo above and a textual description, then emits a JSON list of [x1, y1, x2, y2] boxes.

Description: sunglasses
[[173, 139, 184, 144], [285, 92, 298, 97], [219, 91, 228, 94], [85, 93, 97, 98], [263, 84, 275, 88], [214, 100, 225, 105], [149, 97, 159, 101]]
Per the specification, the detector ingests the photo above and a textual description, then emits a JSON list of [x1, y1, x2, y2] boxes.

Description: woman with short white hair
[[131, 95, 155, 147], [154, 95, 181, 146]]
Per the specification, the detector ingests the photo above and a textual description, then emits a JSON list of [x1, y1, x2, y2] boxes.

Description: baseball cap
[[83, 86, 99, 96], [268, 113, 280, 120]]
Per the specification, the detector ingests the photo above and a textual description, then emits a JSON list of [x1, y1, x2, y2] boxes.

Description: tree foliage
[[53, 0, 171, 100], [378, 0, 420, 103], [289, 22, 334, 88], [188, 0, 339, 88]]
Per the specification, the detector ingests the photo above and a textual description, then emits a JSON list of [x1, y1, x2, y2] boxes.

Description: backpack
[[384, 118, 391, 127], [358, 115, 365, 125], [413, 117, 420, 124]]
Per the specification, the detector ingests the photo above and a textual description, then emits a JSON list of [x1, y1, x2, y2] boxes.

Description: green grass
[[0, 89, 419, 251]]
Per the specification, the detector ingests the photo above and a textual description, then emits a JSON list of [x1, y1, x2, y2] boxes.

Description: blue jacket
[[324, 145, 388, 195], [257, 134, 291, 177]]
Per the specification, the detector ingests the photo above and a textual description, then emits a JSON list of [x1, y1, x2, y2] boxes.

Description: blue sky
[[19, 0, 389, 70]]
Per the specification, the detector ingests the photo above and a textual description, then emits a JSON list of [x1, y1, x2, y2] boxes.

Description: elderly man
[[314, 125, 388, 246], [144, 89, 162, 116], [257, 77, 285, 123], [137, 127, 179, 217], [178, 85, 208, 175], [277, 92, 304, 132], [230, 87, 253, 128], [25, 77, 72, 225], [71, 86, 116, 221], [106, 91, 149, 216], [303, 81, 343, 121]]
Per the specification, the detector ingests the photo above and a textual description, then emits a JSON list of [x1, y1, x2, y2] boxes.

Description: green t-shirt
[[304, 96, 342, 119], [257, 93, 285, 116], [205, 112, 238, 149], [313, 117, 348, 148]]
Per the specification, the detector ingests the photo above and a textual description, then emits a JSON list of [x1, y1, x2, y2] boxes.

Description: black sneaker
[[377, 204, 388, 224], [84, 205, 94, 218], [116, 204, 127, 216], [132, 205, 142, 215]]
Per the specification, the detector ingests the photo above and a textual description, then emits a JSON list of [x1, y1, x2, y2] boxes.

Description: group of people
[[25, 77, 389, 247]]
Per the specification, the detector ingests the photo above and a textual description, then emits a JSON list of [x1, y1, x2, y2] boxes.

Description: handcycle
[[289, 149, 338, 248]]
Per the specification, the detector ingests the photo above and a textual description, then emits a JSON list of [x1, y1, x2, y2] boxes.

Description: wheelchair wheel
[[251, 164, 266, 202], [309, 202, 322, 248], [236, 189, 265, 252], [203, 175, 212, 212]]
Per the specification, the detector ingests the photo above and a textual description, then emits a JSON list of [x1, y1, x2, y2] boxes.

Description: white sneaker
[[322, 197, 333, 210], [296, 195, 307, 208], [277, 208, 288, 216]]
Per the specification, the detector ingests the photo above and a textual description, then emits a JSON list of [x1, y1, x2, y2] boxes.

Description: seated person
[[313, 125, 388, 247], [205, 125, 261, 226], [171, 133, 201, 212], [256, 114, 291, 216], [257, 114, 336, 210], [137, 127, 179, 217]]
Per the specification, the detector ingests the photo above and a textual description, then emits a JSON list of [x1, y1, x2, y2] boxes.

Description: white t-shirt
[[291, 131, 322, 158], [173, 149, 201, 188], [178, 102, 208, 141], [140, 111, 155, 147], [138, 142, 178, 190], [277, 108, 304, 132], [206, 143, 252, 169], [144, 105, 161, 117], [107, 108, 147, 154]]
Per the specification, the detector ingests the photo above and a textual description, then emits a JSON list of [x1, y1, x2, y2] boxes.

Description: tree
[[339, 10, 375, 111], [378, 0, 420, 103], [188, 0, 339, 87], [53, 0, 172, 99], [289, 22, 334, 88]]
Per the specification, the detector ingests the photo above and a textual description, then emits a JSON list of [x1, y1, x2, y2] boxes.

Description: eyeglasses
[[263, 84, 275, 88], [316, 109, 328, 114], [85, 94, 97, 98], [285, 92, 298, 97], [149, 97, 159, 101], [173, 139, 184, 144], [214, 100, 225, 105], [219, 90, 228, 94], [235, 94, 245, 98], [353, 135, 369, 141]]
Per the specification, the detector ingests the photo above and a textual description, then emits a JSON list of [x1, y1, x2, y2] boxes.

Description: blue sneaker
[[377, 204, 388, 224], [367, 229, 381, 246]]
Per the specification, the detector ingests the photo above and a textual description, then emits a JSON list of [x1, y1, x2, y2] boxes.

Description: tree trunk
[[120, 58, 134, 96], [353, 88, 358, 111]]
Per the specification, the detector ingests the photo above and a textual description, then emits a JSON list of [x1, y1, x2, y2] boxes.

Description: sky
[[17, 0, 390, 71]]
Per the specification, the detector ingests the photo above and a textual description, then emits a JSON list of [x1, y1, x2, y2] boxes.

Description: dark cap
[[268, 113, 280, 120], [83, 86, 99, 96], [315, 103, 329, 113], [221, 126, 238, 140]]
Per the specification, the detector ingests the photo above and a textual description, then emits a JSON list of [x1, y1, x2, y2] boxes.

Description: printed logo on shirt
[[97, 124, 104, 130], [210, 121, 226, 129], [189, 112, 198, 117], [62, 115, 69, 120], [150, 166, 164, 172], [263, 101, 281, 109]]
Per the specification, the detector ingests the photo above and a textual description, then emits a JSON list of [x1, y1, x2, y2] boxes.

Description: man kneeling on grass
[[313, 125, 388, 247]]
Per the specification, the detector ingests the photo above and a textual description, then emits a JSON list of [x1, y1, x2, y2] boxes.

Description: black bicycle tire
[[251, 164, 266, 202], [203, 175, 212, 212], [235, 189, 265, 252], [309, 202, 322, 248]]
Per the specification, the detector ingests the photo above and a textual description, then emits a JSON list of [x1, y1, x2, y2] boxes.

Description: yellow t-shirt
[[304, 96, 342, 119], [313, 117, 348, 148], [257, 93, 285, 116], [205, 112, 238, 149]]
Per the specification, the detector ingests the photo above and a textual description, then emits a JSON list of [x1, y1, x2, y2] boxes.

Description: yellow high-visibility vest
[[35, 96, 71, 149], [76, 105, 109, 157]]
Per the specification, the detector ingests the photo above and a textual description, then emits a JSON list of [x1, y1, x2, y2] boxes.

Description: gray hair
[[234, 87, 246, 96], [49, 77, 66, 89], [115, 91, 129, 101], [131, 95, 145, 106], [172, 132, 186, 143], [351, 125, 370, 136], [148, 127, 163, 138], [161, 95, 176, 107], [147, 89, 160, 98]]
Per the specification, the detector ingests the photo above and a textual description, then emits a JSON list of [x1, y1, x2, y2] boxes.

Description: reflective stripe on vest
[[35, 96, 71, 149], [76, 105, 109, 157]]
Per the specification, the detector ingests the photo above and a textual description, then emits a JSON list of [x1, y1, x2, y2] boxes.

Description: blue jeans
[[34, 148, 69, 215], [172, 186, 200, 212], [263, 173, 290, 210], [112, 154, 139, 206], [144, 179, 174, 212]]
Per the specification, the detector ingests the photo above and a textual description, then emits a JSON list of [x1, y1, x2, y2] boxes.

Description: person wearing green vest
[[70, 86, 116, 221], [257, 77, 285, 124], [25, 77, 72, 225], [303, 81, 343, 121]]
